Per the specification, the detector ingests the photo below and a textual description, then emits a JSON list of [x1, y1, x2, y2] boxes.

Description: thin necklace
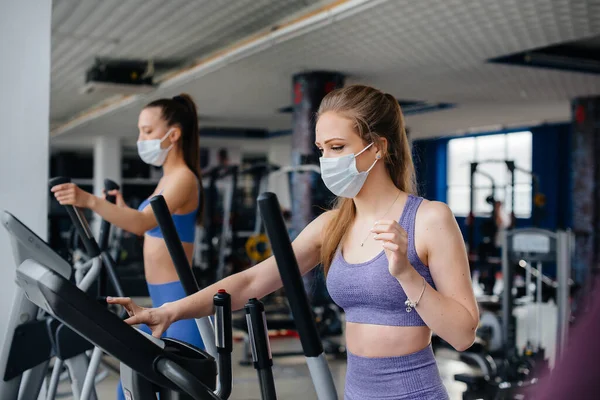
[[360, 190, 402, 247]]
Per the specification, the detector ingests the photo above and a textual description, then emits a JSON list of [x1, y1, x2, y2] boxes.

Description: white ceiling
[[50, 0, 326, 127], [50, 0, 600, 146]]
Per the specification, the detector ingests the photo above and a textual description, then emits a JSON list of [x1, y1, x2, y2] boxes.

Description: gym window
[[447, 131, 533, 218]]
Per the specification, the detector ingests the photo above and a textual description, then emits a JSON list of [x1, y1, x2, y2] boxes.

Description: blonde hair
[[318, 85, 416, 274]]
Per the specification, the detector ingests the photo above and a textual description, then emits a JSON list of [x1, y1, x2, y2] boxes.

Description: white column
[[93, 136, 122, 197], [92, 136, 122, 235], [267, 136, 293, 211], [226, 146, 242, 165], [0, 0, 52, 354]]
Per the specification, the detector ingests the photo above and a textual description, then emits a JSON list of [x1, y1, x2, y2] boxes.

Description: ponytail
[[386, 95, 416, 195], [145, 93, 205, 224]]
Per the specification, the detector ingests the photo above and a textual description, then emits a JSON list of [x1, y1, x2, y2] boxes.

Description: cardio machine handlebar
[[98, 179, 120, 250], [214, 290, 233, 399], [149, 195, 200, 296], [245, 298, 277, 399], [149, 194, 219, 360], [97, 179, 122, 300], [49, 176, 126, 312], [257, 192, 323, 358], [104, 179, 120, 203], [49, 176, 101, 258]]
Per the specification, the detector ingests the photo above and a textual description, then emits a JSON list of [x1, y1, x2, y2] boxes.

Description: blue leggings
[[117, 280, 204, 400]]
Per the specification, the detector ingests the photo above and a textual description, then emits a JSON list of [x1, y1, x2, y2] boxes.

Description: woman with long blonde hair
[[108, 85, 478, 399]]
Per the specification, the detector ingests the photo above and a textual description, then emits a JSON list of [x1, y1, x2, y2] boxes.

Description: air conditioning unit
[[80, 59, 156, 95]]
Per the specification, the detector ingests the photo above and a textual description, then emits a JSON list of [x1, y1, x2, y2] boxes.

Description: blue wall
[[412, 122, 572, 235], [412, 138, 448, 201], [530, 123, 572, 229]]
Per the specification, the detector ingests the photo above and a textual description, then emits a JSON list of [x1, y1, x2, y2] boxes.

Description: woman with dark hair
[[51, 93, 205, 399], [107, 85, 479, 399]]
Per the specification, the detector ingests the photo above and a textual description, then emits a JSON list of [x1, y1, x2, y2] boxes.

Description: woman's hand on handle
[[103, 210, 336, 338], [107, 296, 175, 339], [51, 183, 94, 208]]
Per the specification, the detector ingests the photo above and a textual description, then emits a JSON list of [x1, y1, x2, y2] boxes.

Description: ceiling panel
[[49, 0, 326, 125], [51, 0, 600, 141]]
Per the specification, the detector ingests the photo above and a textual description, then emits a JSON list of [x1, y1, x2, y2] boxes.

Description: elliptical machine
[[149, 194, 278, 399], [153, 191, 339, 399], [257, 192, 339, 400], [0, 177, 124, 400], [3, 193, 281, 399], [233, 166, 345, 366]]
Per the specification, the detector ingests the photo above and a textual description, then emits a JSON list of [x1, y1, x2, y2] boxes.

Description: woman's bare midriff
[[345, 322, 432, 357], [143, 235, 195, 284]]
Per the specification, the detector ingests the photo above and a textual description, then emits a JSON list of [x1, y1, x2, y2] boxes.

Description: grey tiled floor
[[57, 339, 472, 399]]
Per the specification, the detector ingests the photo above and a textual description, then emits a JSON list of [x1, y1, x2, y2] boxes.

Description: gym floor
[[64, 339, 473, 400]]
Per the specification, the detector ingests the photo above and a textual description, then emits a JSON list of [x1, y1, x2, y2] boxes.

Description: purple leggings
[[345, 344, 449, 399]]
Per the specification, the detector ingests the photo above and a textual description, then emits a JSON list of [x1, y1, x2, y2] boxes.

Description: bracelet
[[404, 277, 426, 313]]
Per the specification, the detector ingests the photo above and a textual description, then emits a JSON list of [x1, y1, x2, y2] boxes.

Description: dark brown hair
[[144, 93, 204, 224], [318, 84, 416, 274]]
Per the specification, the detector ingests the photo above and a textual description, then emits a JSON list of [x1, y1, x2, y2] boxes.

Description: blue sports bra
[[137, 195, 198, 244]]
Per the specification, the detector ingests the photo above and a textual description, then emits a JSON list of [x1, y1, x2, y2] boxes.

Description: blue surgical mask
[[319, 142, 380, 198], [137, 129, 174, 167]]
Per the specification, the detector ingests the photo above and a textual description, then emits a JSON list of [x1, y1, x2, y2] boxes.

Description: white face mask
[[319, 142, 379, 198], [137, 129, 174, 167]]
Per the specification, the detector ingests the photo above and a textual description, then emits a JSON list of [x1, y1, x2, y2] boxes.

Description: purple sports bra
[[326, 194, 436, 327]]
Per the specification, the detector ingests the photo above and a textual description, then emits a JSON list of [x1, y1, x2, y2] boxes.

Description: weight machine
[[456, 227, 572, 400], [467, 160, 545, 256]]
